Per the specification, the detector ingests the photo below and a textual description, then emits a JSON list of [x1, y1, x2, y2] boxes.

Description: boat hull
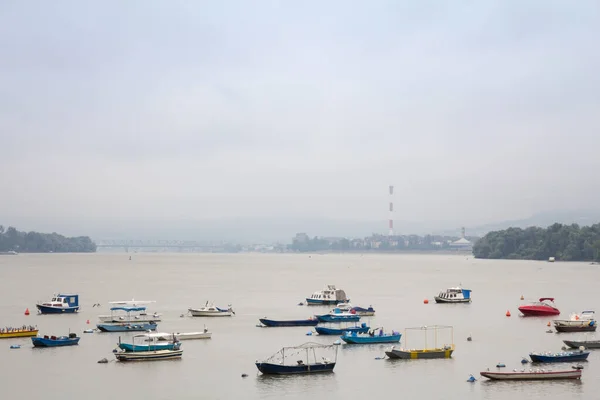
[[259, 318, 318, 327], [306, 298, 350, 305], [563, 340, 600, 349], [96, 323, 157, 332], [316, 315, 360, 323], [115, 349, 183, 361], [434, 297, 471, 304], [32, 337, 80, 347], [480, 370, 581, 380], [315, 326, 369, 335], [530, 352, 590, 363], [36, 305, 79, 314], [385, 348, 454, 359], [518, 307, 560, 316], [174, 332, 211, 340], [341, 334, 401, 344], [255, 362, 335, 375], [118, 342, 178, 352], [554, 325, 597, 333], [0, 330, 39, 339]]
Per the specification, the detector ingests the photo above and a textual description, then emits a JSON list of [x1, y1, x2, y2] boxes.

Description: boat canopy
[[539, 298, 555, 302], [133, 332, 174, 339], [109, 299, 156, 305], [110, 306, 147, 312]]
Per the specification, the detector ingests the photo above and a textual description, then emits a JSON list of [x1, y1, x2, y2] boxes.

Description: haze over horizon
[[2, 1, 599, 241]]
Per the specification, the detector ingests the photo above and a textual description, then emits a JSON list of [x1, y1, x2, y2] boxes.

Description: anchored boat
[[518, 298, 560, 316], [434, 286, 472, 303], [114, 333, 183, 361], [529, 350, 590, 363], [255, 342, 338, 375], [36, 293, 80, 314], [188, 301, 234, 317], [118, 333, 180, 352], [385, 325, 455, 359], [259, 317, 319, 327], [340, 328, 401, 344], [32, 333, 80, 347], [563, 339, 600, 349], [480, 369, 582, 380], [553, 311, 596, 333], [306, 284, 349, 305], [0, 325, 38, 339], [316, 308, 360, 323], [315, 322, 370, 335]]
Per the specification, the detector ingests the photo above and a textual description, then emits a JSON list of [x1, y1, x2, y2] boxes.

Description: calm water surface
[[1, 253, 599, 399]]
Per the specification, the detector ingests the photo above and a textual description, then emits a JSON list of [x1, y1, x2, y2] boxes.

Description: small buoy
[[496, 363, 506, 368], [97, 358, 108, 364], [423, 299, 429, 304], [521, 358, 529, 364], [520, 295, 524, 300], [112, 348, 118, 353], [333, 339, 341, 345], [547, 321, 551, 326], [10, 344, 20, 349], [506, 310, 511, 317], [306, 331, 313, 336], [572, 364, 584, 370], [467, 334, 472, 341], [297, 302, 304, 306], [467, 374, 476, 382], [241, 373, 248, 378], [180, 314, 185, 318], [24, 308, 30, 316]]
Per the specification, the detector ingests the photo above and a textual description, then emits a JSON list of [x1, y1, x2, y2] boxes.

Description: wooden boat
[[563, 339, 600, 349], [480, 369, 582, 380], [36, 293, 80, 314], [518, 298, 560, 316], [99, 302, 162, 322], [340, 328, 401, 344], [529, 350, 590, 363], [385, 325, 454, 359], [0, 326, 38, 339], [188, 301, 234, 317], [32, 333, 80, 347], [554, 311, 596, 332], [259, 317, 319, 327], [434, 286, 472, 303], [306, 284, 349, 305], [255, 342, 337, 375], [118, 333, 180, 352], [315, 323, 370, 335], [115, 349, 183, 361], [96, 321, 157, 332]]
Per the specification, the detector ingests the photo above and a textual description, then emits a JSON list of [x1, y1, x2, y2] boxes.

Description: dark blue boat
[[96, 322, 158, 332], [256, 342, 338, 375], [316, 308, 361, 323], [530, 351, 590, 363], [36, 294, 80, 314], [259, 318, 319, 327], [315, 323, 370, 335], [32, 333, 80, 347]]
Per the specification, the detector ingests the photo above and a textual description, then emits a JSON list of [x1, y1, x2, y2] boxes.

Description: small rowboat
[[480, 369, 582, 380], [563, 339, 600, 349], [529, 350, 590, 363]]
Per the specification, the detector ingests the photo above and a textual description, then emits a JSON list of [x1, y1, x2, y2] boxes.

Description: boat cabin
[[308, 285, 348, 302], [437, 287, 471, 300]]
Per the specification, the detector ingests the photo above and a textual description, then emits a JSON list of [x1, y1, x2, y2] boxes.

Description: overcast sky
[[1, 1, 599, 237]]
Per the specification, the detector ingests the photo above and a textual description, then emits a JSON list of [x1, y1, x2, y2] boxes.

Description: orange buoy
[[506, 310, 511, 317], [520, 295, 524, 300], [24, 308, 30, 316], [547, 321, 551, 326], [423, 299, 429, 304]]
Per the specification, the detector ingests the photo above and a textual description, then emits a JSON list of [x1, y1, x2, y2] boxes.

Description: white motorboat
[[188, 301, 234, 317], [171, 328, 212, 340]]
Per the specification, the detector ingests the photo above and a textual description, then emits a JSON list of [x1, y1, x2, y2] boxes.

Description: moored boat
[[115, 349, 183, 361], [188, 301, 234, 317], [118, 333, 180, 352], [529, 350, 590, 363], [0, 325, 38, 339], [553, 311, 596, 333], [32, 333, 80, 347], [480, 369, 582, 380], [340, 328, 401, 344], [36, 293, 80, 314], [259, 318, 319, 327], [255, 342, 338, 375], [315, 322, 370, 335], [385, 325, 455, 360], [518, 298, 560, 316], [306, 284, 349, 305], [172, 328, 212, 340], [434, 286, 472, 303], [563, 339, 600, 349], [96, 321, 158, 332], [316, 308, 360, 323]]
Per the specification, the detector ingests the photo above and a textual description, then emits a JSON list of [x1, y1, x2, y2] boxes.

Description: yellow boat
[[0, 326, 39, 339]]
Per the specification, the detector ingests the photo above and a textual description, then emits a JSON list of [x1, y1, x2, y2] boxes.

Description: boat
[[518, 297, 560, 316], [340, 328, 401, 344], [315, 322, 370, 335], [306, 284, 349, 305], [115, 349, 183, 362], [172, 328, 212, 340], [259, 317, 319, 327], [255, 342, 338, 375], [529, 350, 590, 363], [0, 325, 38, 339], [118, 333, 180, 352], [385, 325, 455, 359], [96, 321, 158, 332], [350, 306, 376, 316], [32, 333, 80, 347], [316, 308, 360, 323], [99, 302, 161, 322], [563, 339, 600, 349], [0, 250, 17, 255], [554, 311, 596, 332], [480, 369, 582, 380], [434, 286, 472, 303], [36, 293, 80, 314], [188, 301, 234, 317]]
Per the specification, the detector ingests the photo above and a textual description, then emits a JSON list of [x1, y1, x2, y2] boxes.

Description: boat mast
[[306, 348, 310, 372]]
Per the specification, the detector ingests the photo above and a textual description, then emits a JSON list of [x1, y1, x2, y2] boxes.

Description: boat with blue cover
[[36, 293, 80, 314], [32, 333, 80, 347], [97, 306, 158, 332], [99, 301, 161, 322], [259, 317, 319, 327], [118, 333, 180, 352], [340, 328, 401, 344], [529, 350, 590, 363], [434, 286, 472, 304], [316, 308, 360, 323], [255, 342, 338, 375], [315, 322, 370, 335]]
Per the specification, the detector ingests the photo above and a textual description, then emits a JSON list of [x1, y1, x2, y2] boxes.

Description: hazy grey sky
[[1, 1, 599, 236]]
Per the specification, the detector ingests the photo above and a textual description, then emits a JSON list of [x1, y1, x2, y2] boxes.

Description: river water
[[0, 253, 598, 399]]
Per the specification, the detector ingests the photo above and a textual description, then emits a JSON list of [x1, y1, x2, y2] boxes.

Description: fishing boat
[[553, 311, 596, 332], [0, 325, 38, 339], [118, 333, 180, 352], [115, 349, 183, 362], [385, 325, 455, 359], [334, 303, 376, 316], [434, 286, 472, 303], [518, 298, 560, 316], [171, 328, 212, 340], [316, 308, 360, 323], [32, 333, 80, 347], [563, 339, 600, 349], [36, 293, 80, 314], [480, 369, 582, 380], [340, 328, 401, 344], [529, 350, 590, 363], [259, 317, 319, 327], [99, 302, 161, 322], [306, 284, 349, 305], [96, 321, 158, 332], [255, 342, 338, 375], [188, 301, 234, 317], [315, 322, 370, 335]]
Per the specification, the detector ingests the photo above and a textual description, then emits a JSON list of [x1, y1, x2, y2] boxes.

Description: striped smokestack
[[389, 185, 394, 236]]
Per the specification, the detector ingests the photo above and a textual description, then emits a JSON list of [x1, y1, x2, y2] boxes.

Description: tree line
[[472, 223, 600, 261], [0, 225, 96, 253], [289, 234, 471, 252]]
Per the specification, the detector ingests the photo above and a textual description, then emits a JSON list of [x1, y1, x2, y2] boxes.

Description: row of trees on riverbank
[[0, 225, 96, 253]]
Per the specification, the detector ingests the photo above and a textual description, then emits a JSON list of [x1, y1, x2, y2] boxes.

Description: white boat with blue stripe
[[434, 286, 472, 303]]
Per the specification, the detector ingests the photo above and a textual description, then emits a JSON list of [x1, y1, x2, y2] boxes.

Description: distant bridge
[[95, 240, 219, 252]]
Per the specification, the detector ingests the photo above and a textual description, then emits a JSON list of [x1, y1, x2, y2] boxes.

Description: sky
[[1, 1, 600, 240]]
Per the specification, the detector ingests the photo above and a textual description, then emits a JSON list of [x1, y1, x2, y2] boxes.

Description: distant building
[[293, 233, 309, 244], [450, 227, 472, 251]]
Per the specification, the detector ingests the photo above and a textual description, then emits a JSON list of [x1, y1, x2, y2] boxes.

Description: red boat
[[518, 297, 560, 316]]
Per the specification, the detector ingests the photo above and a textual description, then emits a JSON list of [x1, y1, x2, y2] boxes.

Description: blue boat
[[259, 318, 319, 327], [118, 333, 180, 352], [530, 350, 590, 363], [316, 308, 360, 323], [36, 293, 80, 314], [340, 328, 401, 344], [255, 342, 338, 375], [97, 322, 158, 332], [32, 333, 80, 347], [315, 323, 370, 335]]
